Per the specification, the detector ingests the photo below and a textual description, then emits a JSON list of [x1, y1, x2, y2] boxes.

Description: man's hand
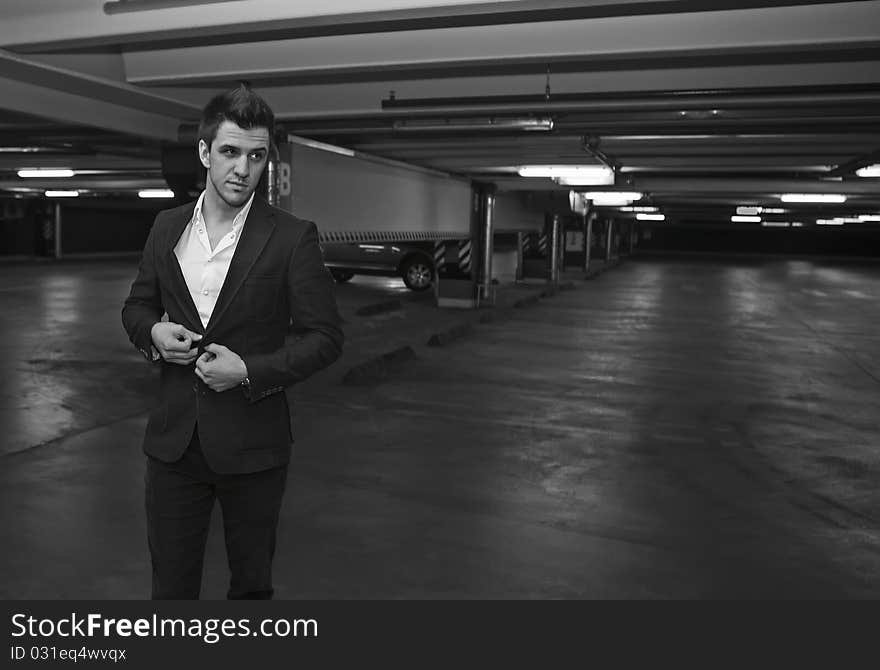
[[195, 343, 248, 392], [151, 322, 202, 365]]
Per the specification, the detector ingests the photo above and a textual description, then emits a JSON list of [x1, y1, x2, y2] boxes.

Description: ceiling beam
[[0, 49, 199, 142], [489, 176, 880, 195], [632, 178, 880, 195], [0, 49, 199, 119], [129, 42, 880, 88], [8, 0, 874, 54]]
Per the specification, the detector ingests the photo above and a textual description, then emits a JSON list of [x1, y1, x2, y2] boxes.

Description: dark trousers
[[145, 430, 288, 599]]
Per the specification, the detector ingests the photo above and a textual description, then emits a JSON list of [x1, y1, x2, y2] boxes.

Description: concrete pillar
[[582, 213, 590, 274], [437, 187, 480, 308], [479, 189, 495, 303], [53, 203, 62, 259], [266, 149, 279, 206], [548, 213, 561, 283], [585, 213, 594, 272], [605, 219, 613, 261], [515, 232, 524, 280]]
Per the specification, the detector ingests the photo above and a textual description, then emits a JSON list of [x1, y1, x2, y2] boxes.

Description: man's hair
[[198, 83, 275, 148]]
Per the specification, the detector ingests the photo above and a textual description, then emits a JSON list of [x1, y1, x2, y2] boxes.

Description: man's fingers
[[168, 323, 190, 339], [164, 337, 191, 352], [204, 343, 226, 355], [195, 355, 208, 372], [194, 367, 207, 383], [162, 348, 198, 365]]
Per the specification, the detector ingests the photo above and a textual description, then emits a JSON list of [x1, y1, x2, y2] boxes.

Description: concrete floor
[[1, 256, 879, 598]]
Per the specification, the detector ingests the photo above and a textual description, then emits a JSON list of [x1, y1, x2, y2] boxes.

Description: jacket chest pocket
[[241, 274, 281, 321]]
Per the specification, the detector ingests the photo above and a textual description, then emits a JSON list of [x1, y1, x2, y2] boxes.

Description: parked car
[[321, 241, 435, 291]]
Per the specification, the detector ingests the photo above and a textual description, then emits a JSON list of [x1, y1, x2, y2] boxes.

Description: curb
[[341, 345, 417, 385], [427, 322, 474, 346], [341, 261, 624, 384], [478, 308, 513, 324], [355, 299, 403, 317], [538, 281, 577, 298], [513, 294, 541, 308]]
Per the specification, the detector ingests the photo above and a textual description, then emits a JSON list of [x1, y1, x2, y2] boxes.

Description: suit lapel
[[164, 201, 204, 333], [205, 197, 276, 335]]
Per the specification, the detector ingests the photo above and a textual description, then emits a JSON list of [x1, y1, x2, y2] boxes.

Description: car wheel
[[330, 269, 355, 283], [401, 257, 434, 291]]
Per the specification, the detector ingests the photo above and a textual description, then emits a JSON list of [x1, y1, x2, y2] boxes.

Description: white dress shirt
[[174, 191, 255, 329]]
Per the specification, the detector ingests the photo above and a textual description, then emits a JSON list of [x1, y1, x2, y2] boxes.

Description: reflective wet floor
[[2, 256, 879, 598]]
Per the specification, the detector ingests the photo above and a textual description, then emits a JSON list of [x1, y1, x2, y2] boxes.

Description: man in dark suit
[[122, 85, 343, 599]]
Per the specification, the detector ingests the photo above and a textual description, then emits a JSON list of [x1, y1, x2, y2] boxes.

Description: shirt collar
[[192, 191, 256, 233]]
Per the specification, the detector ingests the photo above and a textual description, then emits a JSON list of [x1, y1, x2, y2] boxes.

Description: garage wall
[[637, 224, 880, 257], [60, 204, 157, 254], [278, 141, 473, 242]]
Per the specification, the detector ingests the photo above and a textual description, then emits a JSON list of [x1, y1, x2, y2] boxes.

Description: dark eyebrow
[[218, 143, 268, 153]]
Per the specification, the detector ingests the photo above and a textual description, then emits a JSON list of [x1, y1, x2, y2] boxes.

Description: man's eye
[[250, 153, 265, 161], [222, 148, 237, 156]]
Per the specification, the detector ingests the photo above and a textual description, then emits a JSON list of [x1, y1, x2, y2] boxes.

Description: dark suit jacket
[[122, 196, 343, 474]]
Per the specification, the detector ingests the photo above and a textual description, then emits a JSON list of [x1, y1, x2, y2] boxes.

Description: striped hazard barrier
[[458, 239, 472, 273], [521, 234, 531, 256], [318, 230, 464, 244], [433, 240, 446, 272], [537, 233, 547, 256]]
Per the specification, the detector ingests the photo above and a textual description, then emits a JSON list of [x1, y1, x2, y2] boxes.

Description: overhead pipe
[[827, 149, 880, 177], [379, 92, 880, 117], [382, 83, 880, 108]]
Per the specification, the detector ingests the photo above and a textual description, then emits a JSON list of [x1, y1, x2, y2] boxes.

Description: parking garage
[[1, 0, 880, 602]]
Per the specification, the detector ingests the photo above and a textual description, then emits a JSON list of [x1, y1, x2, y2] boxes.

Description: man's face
[[199, 120, 270, 208]]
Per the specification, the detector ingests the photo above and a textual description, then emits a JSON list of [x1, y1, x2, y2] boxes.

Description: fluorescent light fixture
[[762, 208, 786, 214], [18, 168, 75, 178], [44, 190, 79, 198], [816, 218, 844, 225], [858, 214, 880, 222], [581, 191, 642, 206], [780, 194, 847, 204], [620, 206, 657, 212], [761, 221, 789, 227], [840, 217, 863, 223], [732, 215, 762, 223], [0, 147, 48, 153], [138, 189, 175, 199], [791, 222, 804, 227], [555, 176, 619, 186], [636, 213, 665, 221], [393, 118, 553, 133], [519, 165, 613, 183], [736, 206, 762, 216], [855, 164, 880, 177]]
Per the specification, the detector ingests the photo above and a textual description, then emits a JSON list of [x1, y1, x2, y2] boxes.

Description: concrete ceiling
[[0, 0, 879, 225]]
